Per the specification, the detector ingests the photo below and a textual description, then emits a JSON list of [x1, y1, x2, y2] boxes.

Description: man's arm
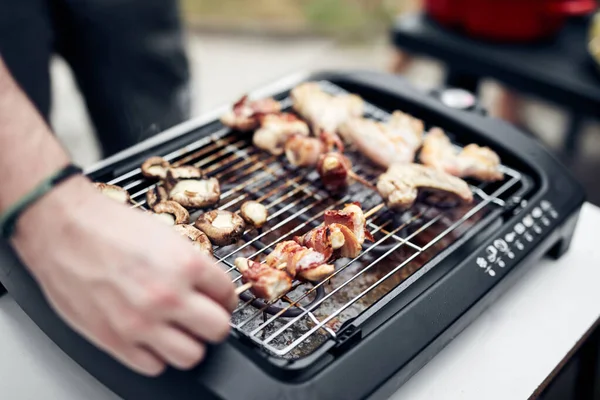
[[0, 58, 236, 376]]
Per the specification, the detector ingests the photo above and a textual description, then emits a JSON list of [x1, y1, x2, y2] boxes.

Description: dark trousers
[[0, 0, 191, 157]]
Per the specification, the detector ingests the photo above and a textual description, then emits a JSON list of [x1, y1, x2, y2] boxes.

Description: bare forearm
[[0, 58, 70, 212]]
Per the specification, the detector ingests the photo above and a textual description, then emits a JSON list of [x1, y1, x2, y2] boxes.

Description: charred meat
[[253, 113, 310, 156], [221, 95, 281, 131], [235, 258, 292, 302]]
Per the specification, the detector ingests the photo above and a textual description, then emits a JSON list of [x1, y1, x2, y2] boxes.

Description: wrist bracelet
[[0, 164, 83, 239]]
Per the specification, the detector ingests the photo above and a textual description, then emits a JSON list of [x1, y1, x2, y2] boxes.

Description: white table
[[2, 203, 600, 400]]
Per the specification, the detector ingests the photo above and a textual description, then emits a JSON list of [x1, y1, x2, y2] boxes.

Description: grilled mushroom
[[239, 201, 268, 228], [166, 166, 220, 209], [141, 156, 170, 179], [146, 186, 168, 209], [94, 183, 130, 204], [152, 201, 190, 225], [195, 210, 246, 246], [173, 224, 213, 257]]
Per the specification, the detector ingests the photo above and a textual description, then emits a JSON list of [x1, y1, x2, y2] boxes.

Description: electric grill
[[0, 71, 585, 400]]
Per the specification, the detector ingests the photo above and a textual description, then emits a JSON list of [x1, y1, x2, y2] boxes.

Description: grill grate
[[106, 82, 525, 360]]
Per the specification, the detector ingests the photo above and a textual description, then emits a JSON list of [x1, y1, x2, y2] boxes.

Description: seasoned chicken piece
[[420, 127, 504, 181], [221, 95, 281, 131], [240, 201, 269, 228], [284, 134, 325, 167], [323, 202, 373, 245], [377, 164, 474, 210], [291, 82, 363, 133], [265, 241, 335, 282], [339, 111, 424, 169], [173, 224, 213, 257], [235, 258, 292, 302], [252, 113, 309, 155], [317, 152, 352, 193], [94, 183, 131, 204]]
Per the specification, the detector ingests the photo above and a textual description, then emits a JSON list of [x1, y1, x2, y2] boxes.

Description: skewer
[[130, 198, 145, 209], [364, 203, 385, 219], [348, 170, 377, 191], [234, 263, 288, 296]]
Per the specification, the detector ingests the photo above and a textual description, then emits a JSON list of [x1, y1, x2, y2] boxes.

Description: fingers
[[111, 346, 166, 377], [171, 293, 231, 343], [186, 254, 238, 312], [140, 326, 206, 370]]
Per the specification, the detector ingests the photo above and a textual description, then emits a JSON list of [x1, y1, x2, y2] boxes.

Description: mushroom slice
[[195, 210, 246, 246], [146, 186, 168, 209], [153, 201, 190, 225], [173, 224, 213, 257], [240, 201, 269, 228], [141, 156, 170, 179], [169, 177, 220, 209], [165, 166, 203, 190], [94, 183, 131, 204]]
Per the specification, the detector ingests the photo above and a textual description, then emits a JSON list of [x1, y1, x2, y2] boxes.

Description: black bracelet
[[0, 164, 83, 239]]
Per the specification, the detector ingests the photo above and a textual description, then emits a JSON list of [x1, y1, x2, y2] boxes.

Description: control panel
[[477, 200, 559, 277]]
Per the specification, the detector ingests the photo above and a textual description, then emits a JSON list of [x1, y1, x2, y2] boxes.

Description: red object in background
[[425, 0, 597, 42]]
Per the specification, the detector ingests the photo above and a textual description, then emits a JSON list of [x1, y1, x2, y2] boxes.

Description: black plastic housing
[[0, 71, 584, 400]]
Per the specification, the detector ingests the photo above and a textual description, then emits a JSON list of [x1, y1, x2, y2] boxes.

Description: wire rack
[[105, 81, 525, 360]]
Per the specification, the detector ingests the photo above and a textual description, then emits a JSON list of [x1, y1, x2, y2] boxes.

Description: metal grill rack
[[105, 82, 525, 360]]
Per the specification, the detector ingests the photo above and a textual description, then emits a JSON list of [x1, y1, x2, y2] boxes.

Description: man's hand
[[11, 175, 237, 376]]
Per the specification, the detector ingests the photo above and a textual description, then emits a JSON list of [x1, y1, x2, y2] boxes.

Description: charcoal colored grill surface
[[102, 81, 527, 361]]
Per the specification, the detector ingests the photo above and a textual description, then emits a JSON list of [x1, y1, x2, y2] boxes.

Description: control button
[[497, 259, 506, 268], [523, 215, 534, 228], [532, 207, 542, 218], [507, 252, 515, 259], [476, 257, 488, 269], [541, 200, 552, 211], [488, 269, 496, 277], [524, 232, 534, 242], [486, 246, 498, 263], [515, 223, 526, 235], [505, 232, 516, 243], [515, 240, 525, 251], [550, 210, 559, 219], [494, 239, 509, 253], [533, 224, 542, 234], [541, 217, 551, 227]]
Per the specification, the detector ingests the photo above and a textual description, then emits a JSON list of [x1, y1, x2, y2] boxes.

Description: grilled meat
[[94, 183, 130, 204], [291, 82, 363, 134], [195, 210, 246, 247], [152, 201, 190, 225], [221, 95, 281, 131], [297, 223, 361, 260], [317, 152, 352, 193], [284, 134, 325, 167], [173, 224, 213, 257], [420, 127, 504, 181], [253, 113, 310, 156], [323, 202, 373, 245], [377, 164, 474, 210], [240, 201, 269, 228], [235, 258, 292, 302], [339, 111, 424, 169], [265, 240, 335, 282], [141, 156, 170, 180], [146, 185, 168, 209]]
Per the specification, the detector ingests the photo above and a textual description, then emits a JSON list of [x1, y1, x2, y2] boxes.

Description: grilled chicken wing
[[265, 241, 335, 282], [377, 164, 474, 210], [253, 113, 310, 155], [221, 95, 281, 131], [420, 127, 504, 181], [235, 258, 292, 302], [291, 82, 363, 134], [338, 111, 424, 169]]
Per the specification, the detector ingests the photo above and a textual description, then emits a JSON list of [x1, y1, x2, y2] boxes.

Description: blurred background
[[51, 0, 600, 206]]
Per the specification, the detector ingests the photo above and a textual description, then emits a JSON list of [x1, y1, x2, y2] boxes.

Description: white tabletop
[[1, 203, 600, 400]]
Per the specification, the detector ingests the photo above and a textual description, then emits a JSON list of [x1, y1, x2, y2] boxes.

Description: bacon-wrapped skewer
[[221, 95, 281, 132], [265, 240, 335, 282], [234, 258, 292, 302], [317, 152, 376, 193]]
